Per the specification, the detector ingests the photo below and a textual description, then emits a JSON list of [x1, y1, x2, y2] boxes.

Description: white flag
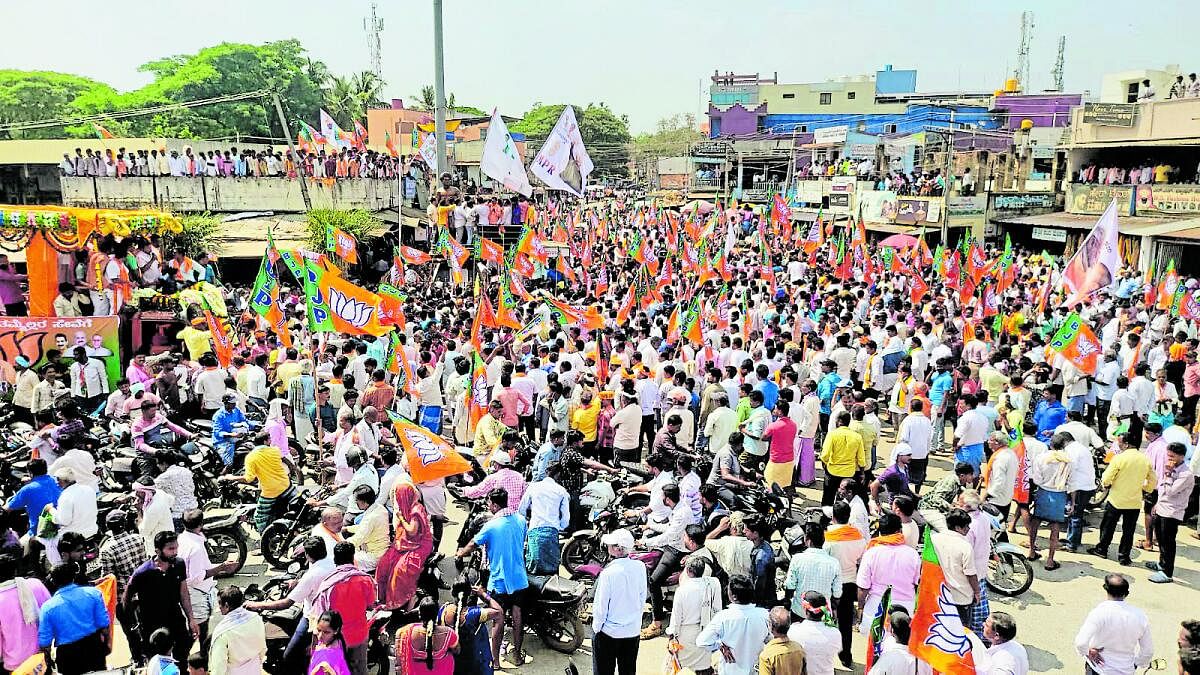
[[1062, 198, 1121, 303], [529, 106, 593, 197], [320, 109, 349, 149], [480, 109, 532, 196], [418, 132, 438, 169]]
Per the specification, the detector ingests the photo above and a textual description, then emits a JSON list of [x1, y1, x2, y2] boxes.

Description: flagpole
[[432, 0, 448, 177]]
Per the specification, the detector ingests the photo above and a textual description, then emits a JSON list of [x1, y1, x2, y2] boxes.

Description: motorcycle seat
[[530, 574, 586, 601]]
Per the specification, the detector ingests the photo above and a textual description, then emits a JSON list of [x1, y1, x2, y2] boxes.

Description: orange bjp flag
[[910, 533, 977, 675], [478, 238, 505, 266], [331, 228, 359, 264], [387, 410, 472, 483], [318, 270, 392, 337]]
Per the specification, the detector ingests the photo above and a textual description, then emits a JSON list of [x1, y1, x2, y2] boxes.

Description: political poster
[[0, 316, 121, 383]]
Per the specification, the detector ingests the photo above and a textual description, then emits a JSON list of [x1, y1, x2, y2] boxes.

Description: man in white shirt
[[898, 400, 933, 490], [931, 509, 980, 624], [1064, 434, 1098, 552], [517, 465, 569, 575], [69, 347, 109, 413], [591, 529, 648, 675], [696, 575, 771, 675], [178, 509, 238, 643], [1073, 574, 1153, 675], [985, 611, 1030, 675], [953, 393, 990, 473], [788, 591, 842, 675]]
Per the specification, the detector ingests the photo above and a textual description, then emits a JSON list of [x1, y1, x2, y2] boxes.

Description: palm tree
[[411, 85, 455, 112], [350, 71, 385, 108]]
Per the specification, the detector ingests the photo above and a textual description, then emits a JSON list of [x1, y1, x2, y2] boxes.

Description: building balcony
[[1065, 97, 1200, 147], [60, 175, 399, 213]]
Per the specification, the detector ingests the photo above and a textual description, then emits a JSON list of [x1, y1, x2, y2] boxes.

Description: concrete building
[[1099, 65, 1181, 104]]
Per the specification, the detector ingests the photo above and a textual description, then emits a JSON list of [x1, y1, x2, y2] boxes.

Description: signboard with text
[[994, 193, 1056, 210], [1082, 102, 1137, 127], [813, 125, 849, 145], [1134, 184, 1200, 215], [1066, 184, 1133, 216], [1032, 226, 1067, 243]]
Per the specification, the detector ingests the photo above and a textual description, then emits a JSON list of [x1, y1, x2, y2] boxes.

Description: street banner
[[529, 106, 593, 197]]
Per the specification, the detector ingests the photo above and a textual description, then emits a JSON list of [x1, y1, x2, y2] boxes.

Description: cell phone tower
[[1051, 35, 1066, 92], [1014, 11, 1034, 91], [364, 1, 384, 80]]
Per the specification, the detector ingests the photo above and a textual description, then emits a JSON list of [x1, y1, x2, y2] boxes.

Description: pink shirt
[[0, 578, 51, 669], [763, 417, 798, 464], [496, 387, 530, 427], [1184, 363, 1200, 398], [855, 544, 921, 604]]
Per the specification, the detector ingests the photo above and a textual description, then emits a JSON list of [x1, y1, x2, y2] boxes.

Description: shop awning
[[993, 212, 1179, 232]]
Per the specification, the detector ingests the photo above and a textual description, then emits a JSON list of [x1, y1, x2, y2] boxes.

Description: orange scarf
[[865, 533, 907, 549], [825, 524, 864, 542]]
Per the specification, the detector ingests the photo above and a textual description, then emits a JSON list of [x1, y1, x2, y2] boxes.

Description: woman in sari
[[395, 597, 458, 675], [307, 611, 352, 675], [375, 482, 433, 610], [262, 399, 291, 457]]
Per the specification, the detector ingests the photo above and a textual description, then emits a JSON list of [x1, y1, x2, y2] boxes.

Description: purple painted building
[[708, 103, 767, 138], [992, 93, 1083, 129]]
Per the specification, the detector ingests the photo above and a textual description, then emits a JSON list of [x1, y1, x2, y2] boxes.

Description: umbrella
[[879, 233, 918, 248], [682, 199, 715, 215]]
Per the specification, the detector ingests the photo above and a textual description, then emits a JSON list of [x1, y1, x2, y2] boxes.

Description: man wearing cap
[[211, 393, 249, 466], [591, 528, 648, 675], [463, 449, 526, 513], [870, 443, 914, 513], [12, 356, 38, 425]]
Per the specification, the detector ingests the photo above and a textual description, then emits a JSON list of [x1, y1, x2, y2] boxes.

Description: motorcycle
[[260, 487, 330, 570], [522, 574, 588, 654], [984, 507, 1034, 597], [203, 503, 255, 578]]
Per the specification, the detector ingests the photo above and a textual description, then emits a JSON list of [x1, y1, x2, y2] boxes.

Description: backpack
[[881, 350, 905, 375]]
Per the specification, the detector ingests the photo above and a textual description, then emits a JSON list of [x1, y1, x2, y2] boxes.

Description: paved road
[[102, 435, 1197, 675]]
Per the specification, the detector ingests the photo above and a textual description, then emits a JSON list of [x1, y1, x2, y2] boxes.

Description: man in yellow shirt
[[473, 400, 507, 465], [758, 606, 806, 675], [222, 444, 293, 532], [1088, 433, 1156, 564], [570, 389, 601, 454], [819, 410, 866, 507], [176, 317, 213, 362]]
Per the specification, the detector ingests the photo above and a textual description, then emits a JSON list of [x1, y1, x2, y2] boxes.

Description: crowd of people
[[58, 145, 414, 181], [2, 188, 1200, 675], [1074, 160, 1200, 186]]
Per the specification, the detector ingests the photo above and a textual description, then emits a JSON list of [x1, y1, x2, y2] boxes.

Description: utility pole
[[432, 0, 448, 177], [271, 91, 312, 211]]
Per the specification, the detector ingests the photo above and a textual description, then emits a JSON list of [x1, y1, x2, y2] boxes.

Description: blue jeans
[[283, 616, 310, 672], [1067, 489, 1094, 548], [1066, 395, 1086, 413]]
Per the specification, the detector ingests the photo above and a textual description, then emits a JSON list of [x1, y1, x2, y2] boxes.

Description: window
[[847, 92, 856, 100], [798, 125, 808, 133], [480, 128, 488, 140], [819, 93, 832, 105], [782, 93, 795, 99], [885, 124, 898, 134]]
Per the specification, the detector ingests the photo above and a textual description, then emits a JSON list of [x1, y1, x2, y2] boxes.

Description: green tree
[[0, 71, 115, 139], [70, 41, 326, 140], [630, 114, 705, 165], [512, 103, 632, 178], [324, 71, 385, 128]]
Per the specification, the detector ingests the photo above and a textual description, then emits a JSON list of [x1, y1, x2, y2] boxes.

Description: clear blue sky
[[3, 0, 1197, 134]]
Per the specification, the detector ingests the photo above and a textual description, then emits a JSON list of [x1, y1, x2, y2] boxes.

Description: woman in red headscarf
[[374, 481, 433, 610]]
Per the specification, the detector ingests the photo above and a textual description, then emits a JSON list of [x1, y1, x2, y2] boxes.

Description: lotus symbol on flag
[[472, 374, 489, 408], [404, 429, 446, 467], [925, 586, 972, 656], [329, 288, 376, 328]]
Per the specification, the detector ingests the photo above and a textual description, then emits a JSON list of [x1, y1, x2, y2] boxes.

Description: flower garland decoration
[[0, 210, 78, 252]]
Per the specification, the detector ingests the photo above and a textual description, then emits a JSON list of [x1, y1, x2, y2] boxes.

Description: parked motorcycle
[[203, 503, 255, 577], [522, 574, 588, 653]]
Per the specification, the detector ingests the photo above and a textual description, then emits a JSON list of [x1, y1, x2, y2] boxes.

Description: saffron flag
[[398, 245, 433, 265], [306, 260, 392, 337], [1048, 312, 1101, 375], [466, 351, 490, 433], [495, 282, 522, 330], [352, 120, 367, 150], [326, 226, 359, 264], [479, 108, 533, 196], [517, 226, 550, 265], [384, 131, 399, 158], [910, 532, 976, 675], [1062, 199, 1121, 304], [201, 300, 234, 369], [477, 238, 505, 267], [1157, 259, 1179, 311], [93, 123, 114, 140], [387, 410, 472, 483], [377, 283, 407, 328]]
